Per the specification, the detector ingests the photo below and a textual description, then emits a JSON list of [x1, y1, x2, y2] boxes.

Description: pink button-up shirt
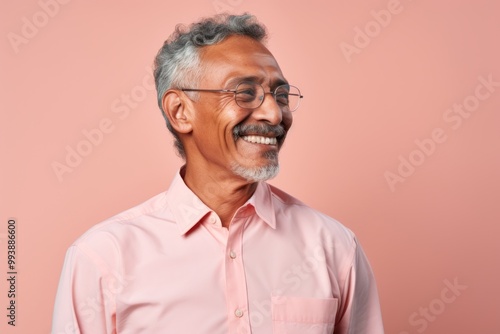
[[52, 172, 384, 334]]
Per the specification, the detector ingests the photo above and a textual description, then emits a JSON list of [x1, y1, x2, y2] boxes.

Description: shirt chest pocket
[[271, 296, 338, 334]]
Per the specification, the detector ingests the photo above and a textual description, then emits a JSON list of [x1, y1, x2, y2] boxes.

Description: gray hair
[[153, 13, 268, 158]]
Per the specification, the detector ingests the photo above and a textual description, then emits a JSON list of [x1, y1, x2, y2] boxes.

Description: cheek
[[193, 102, 226, 132], [211, 112, 242, 148], [283, 111, 293, 130], [194, 98, 251, 144], [219, 109, 251, 138]]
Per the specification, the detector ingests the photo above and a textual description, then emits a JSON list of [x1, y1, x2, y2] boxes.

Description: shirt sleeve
[[52, 241, 119, 334], [334, 238, 385, 334]]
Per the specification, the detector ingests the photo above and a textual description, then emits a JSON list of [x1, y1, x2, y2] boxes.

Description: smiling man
[[52, 14, 384, 334]]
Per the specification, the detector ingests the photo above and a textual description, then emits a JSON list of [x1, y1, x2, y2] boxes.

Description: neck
[[182, 164, 257, 228]]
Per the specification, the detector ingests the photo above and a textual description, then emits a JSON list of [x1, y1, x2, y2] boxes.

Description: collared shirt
[[52, 171, 384, 334]]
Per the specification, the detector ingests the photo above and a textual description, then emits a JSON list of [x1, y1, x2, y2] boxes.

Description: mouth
[[241, 135, 278, 145], [233, 124, 286, 147]]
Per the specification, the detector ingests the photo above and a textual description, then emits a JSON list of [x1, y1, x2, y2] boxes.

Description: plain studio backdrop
[[1, 0, 499, 333]]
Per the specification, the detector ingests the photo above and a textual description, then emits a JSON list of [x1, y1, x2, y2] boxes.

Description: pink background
[[1, 0, 499, 333]]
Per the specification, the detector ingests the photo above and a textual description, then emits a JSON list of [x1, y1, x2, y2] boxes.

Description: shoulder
[[60, 191, 174, 276], [70, 191, 172, 251], [267, 183, 356, 249]]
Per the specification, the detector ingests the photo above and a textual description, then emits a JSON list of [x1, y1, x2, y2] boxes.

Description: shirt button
[[234, 309, 244, 317], [209, 216, 216, 224], [229, 250, 237, 259]]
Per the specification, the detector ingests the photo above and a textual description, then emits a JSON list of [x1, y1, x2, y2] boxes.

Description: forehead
[[198, 35, 286, 87]]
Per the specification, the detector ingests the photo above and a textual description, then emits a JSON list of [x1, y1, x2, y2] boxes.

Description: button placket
[[225, 217, 250, 332]]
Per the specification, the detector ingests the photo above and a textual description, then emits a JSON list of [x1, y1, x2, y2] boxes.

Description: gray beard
[[231, 162, 280, 182]]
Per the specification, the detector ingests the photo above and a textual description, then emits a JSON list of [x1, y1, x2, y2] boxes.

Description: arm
[[52, 242, 119, 334], [335, 238, 384, 334]]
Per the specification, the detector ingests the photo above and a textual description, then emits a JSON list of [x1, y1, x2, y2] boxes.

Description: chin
[[231, 163, 280, 182]]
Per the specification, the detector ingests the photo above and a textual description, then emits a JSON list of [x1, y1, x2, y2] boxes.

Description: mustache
[[233, 124, 287, 140]]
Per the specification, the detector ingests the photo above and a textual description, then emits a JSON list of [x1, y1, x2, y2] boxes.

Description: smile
[[242, 135, 278, 145]]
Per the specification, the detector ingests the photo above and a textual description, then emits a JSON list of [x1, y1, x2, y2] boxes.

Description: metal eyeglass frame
[[181, 81, 303, 112]]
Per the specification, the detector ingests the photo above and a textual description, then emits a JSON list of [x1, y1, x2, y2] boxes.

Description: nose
[[252, 92, 284, 125]]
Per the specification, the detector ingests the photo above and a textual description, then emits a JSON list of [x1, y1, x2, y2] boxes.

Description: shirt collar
[[165, 169, 276, 235], [246, 181, 276, 230]]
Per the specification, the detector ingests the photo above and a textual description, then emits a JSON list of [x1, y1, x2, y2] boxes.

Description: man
[[52, 13, 384, 334]]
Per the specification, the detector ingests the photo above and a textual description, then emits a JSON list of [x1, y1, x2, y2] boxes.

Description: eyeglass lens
[[234, 82, 301, 111]]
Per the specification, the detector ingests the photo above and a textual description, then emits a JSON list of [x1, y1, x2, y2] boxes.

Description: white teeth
[[242, 136, 278, 145]]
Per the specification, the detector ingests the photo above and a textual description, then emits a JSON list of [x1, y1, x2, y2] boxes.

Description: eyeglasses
[[181, 82, 303, 112]]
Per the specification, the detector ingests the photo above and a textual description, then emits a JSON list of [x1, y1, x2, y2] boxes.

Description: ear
[[161, 90, 193, 134]]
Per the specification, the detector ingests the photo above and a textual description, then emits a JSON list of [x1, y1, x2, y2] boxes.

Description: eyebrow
[[225, 76, 289, 89]]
